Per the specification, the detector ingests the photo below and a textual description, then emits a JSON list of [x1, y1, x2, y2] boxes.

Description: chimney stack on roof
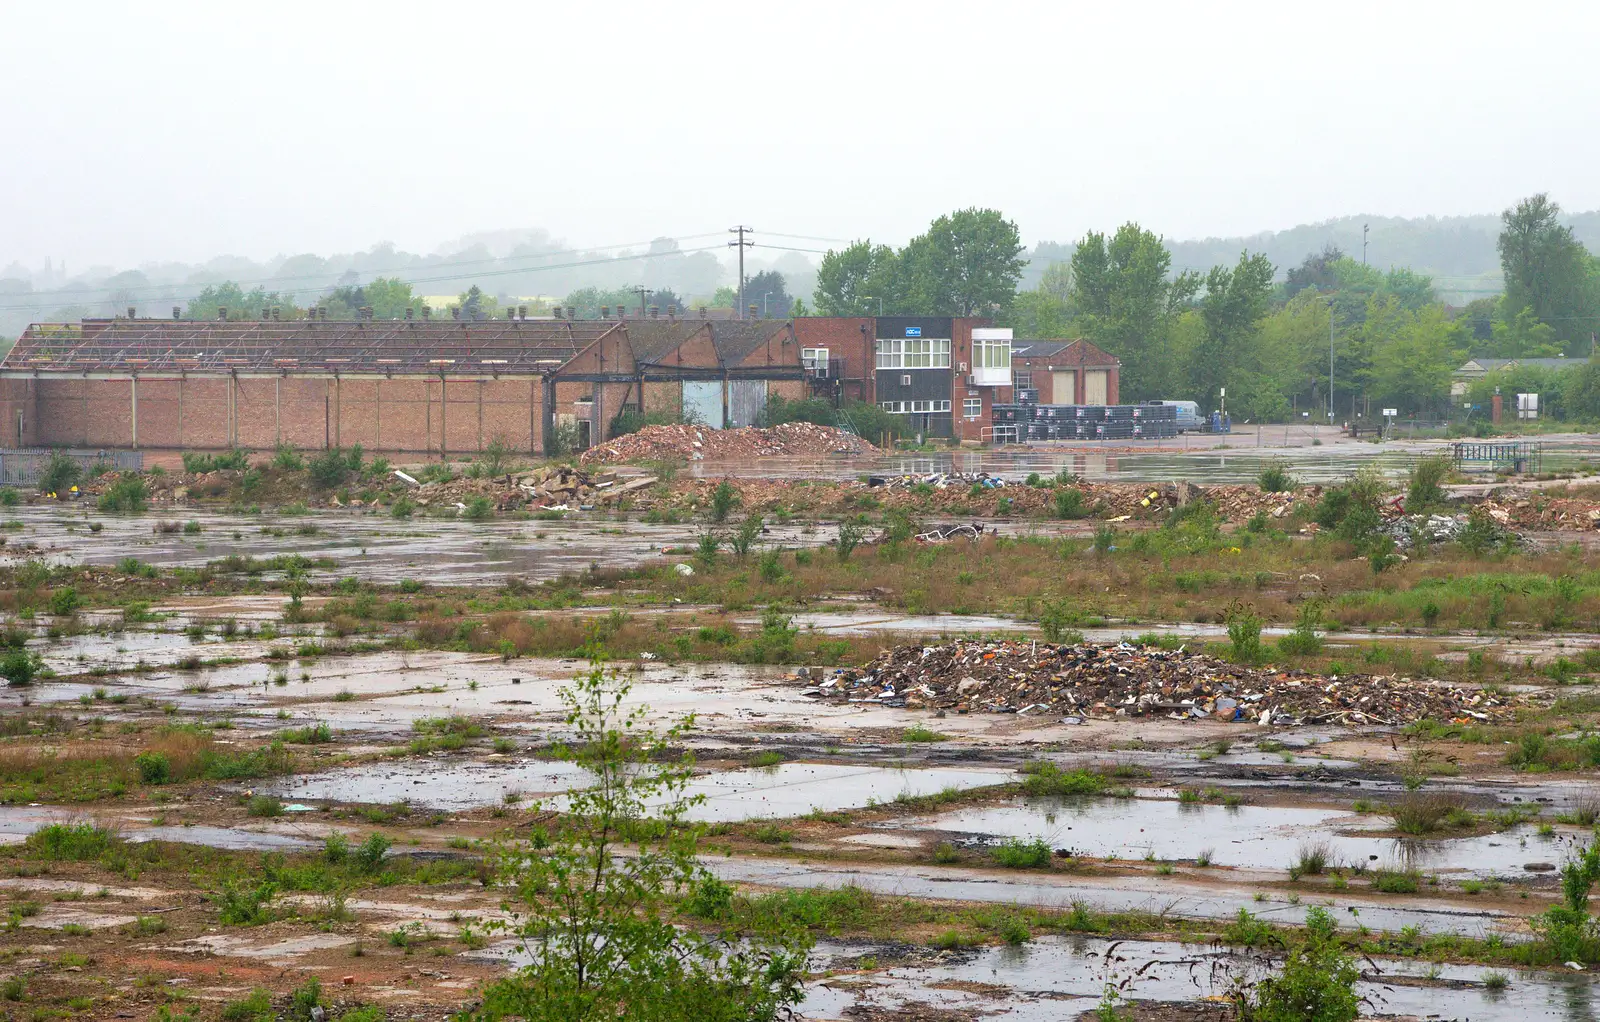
[[127, 306, 136, 319], [422, 306, 431, 321], [599, 306, 610, 318], [748, 304, 759, 318], [450, 306, 461, 321], [217, 306, 228, 321], [666, 304, 677, 319], [173, 306, 181, 320], [648, 305, 659, 319], [405, 307, 414, 321], [518, 305, 528, 320], [699, 306, 707, 318], [565, 306, 576, 320]]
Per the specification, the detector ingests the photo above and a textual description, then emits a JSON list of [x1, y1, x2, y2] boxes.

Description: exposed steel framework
[[2, 319, 621, 376]]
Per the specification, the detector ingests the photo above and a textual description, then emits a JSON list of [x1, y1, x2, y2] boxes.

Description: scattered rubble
[[580, 422, 877, 465], [799, 640, 1517, 725]]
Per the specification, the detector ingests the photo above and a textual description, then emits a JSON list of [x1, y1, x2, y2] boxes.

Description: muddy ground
[[7, 443, 1600, 1021]]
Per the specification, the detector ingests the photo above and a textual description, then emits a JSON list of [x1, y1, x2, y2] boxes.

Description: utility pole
[[1362, 223, 1369, 266], [729, 226, 753, 319], [631, 286, 650, 316], [1328, 295, 1337, 423]]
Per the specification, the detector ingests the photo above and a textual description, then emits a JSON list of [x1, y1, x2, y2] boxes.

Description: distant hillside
[[1025, 210, 1600, 304]]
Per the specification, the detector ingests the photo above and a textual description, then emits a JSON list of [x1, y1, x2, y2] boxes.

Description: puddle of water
[[679, 763, 1016, 823], [880, 796, 1577, 878], [0, 507, 833, 586], [263, 758, 597, 811], [264, 759, 1013, 820], [127, 826, 321, 851], [798, 935, 1600, 1022], [708, 855, 1509, 937]]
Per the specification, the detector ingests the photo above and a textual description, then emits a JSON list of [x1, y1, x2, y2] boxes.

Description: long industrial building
[[0, 310, 1120, 452]]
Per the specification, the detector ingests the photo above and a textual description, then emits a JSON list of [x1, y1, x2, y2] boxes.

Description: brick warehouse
[[0, 312, 815, 455], [0, 312, 1122, 453]]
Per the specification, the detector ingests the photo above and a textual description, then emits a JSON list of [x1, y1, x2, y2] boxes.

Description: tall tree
[[742, 270, 790, 317], [813, 240, 899, 315], [904, 208, 1026, 316], [1191, 252, 1276, 407], [1498, 193, 1596, 351], [1368, 303, 1462, 417], [1069, 224, 1200, 399], [1004, 261, 1074, 339], [1283, 244, 1345, 300]]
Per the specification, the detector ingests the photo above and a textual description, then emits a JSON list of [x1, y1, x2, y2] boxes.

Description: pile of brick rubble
[[580, 422, 876, 465], [798, 639, 1516, 726]]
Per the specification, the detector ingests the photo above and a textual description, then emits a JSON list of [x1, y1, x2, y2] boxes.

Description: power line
[[0, 244, 730, 314], [10, 232, 732, 300]]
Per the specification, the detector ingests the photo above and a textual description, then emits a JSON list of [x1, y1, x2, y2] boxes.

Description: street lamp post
[[761, 291, 776, 317], [860, 295, 884, 316]]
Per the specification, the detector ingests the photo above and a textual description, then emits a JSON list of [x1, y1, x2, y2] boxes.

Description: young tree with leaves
[[473, 663, 808, 1022], [813, 240, 900, 316]]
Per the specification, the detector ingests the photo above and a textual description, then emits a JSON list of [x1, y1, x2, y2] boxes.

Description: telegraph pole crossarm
[[729, 226, 754, 319]]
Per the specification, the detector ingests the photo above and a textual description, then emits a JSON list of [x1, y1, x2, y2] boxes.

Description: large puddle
[[797, 936, 1600, 1021], [875, 795, 1580, 878], [0, 507, 832, 586], [263, 761, 1015, 820]]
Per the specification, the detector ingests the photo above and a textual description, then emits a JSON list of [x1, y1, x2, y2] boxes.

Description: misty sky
[[6, 0, 1599, 272]]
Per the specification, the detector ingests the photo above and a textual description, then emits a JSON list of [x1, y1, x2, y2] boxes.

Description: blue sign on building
[[905, 327, 922, 337]]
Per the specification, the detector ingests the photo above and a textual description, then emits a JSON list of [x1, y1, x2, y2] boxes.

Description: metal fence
[[0, 449, 143, 486]]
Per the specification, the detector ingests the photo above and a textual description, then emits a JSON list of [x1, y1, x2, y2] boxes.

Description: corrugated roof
[[2, 319, 616, 375]]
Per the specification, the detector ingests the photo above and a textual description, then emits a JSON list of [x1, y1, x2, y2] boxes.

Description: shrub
[[1257, 460, 1298, 493], [1371, 869, 1421, 893], [710, 479, 739, 523], [353, 833, 391, 872], [134, 751, 171, 784], [37, 450, 82, 495], [758, 395, 838, 427], [48, 586, 81, 616], [1053, 487, 1088, 519], [97, 476, 148, 513], [215, 878, 277, 925], [0, 488, 18, 507], [991, 837, 1052, 869], [272, 444, 305, 471], [307, 448, 352, 488], [220, 989, 272, 1022], [1020, 762, 1104, 797], [1234, 906, 1358, 1022], [1, 648, 40, 687], [1227, 604, 1264, 664], [1406, 454, 1452, 512], [836, 519, 864, 561], [25, 822, 116, 860], [463, 495, 495, 522]]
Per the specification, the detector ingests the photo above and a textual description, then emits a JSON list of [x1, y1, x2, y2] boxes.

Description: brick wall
[[18, 374, 550, 454], [795, 318, 874, 403], [0, 380, 37, 447]]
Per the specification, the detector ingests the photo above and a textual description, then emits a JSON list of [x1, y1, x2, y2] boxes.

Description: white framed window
[[880, 399, 950, 415], [802, 347, 829, 370], [964, 397, 982, 418], [974, 336, 1010, 369], [875, 338, 951, 369]]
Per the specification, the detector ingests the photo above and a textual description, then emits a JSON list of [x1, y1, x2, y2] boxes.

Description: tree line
[[813, 195, 1600, 422]]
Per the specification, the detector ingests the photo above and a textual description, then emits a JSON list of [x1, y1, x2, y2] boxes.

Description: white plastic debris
[[393, 469, 421, 487], [674, 563, 694, 576]]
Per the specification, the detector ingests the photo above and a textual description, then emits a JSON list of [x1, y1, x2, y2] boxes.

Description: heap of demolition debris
[[406, 464, 654, 510], [798, 639, 1516, 726], [580, 422, 876, 465]]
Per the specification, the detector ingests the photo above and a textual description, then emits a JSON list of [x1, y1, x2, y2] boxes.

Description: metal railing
[[0, 449, 142, 486]]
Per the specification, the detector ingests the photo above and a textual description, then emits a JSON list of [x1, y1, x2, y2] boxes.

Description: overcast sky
[[5, 0, 1599, 272]]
